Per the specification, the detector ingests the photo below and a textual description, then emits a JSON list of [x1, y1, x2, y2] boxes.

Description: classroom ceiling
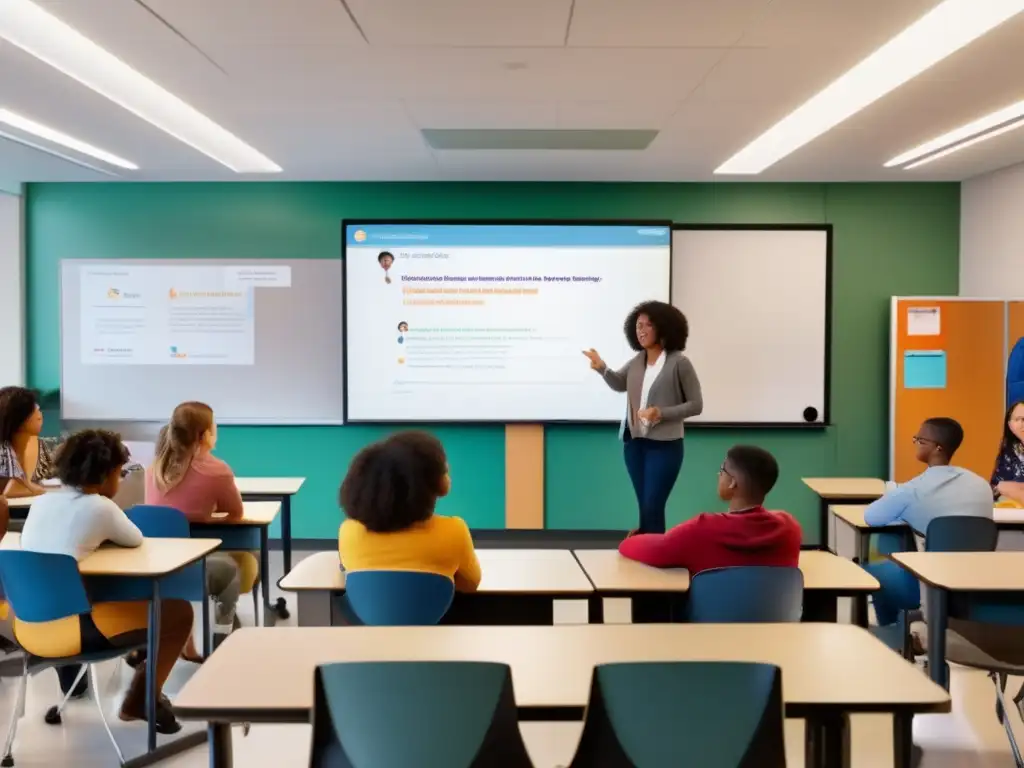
[[1, 0, 1024, 182]]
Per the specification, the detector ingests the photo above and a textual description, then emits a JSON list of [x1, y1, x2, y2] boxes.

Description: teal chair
[[688, 567, 803, 623], [0, 551, 145, 767], [568, 662, 786, 767], [309, 661, 533, 767], [342, 570, 455, 626]]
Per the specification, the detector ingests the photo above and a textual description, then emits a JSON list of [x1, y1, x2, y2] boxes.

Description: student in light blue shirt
[[863, 417, 993, 626]]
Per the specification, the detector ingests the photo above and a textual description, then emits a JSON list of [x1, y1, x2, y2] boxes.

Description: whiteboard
[[672, 227, 829, 425], [60, 259, 344, 424]]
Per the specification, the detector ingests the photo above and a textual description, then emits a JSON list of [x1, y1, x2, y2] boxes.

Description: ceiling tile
[[345, 0, 573, 47], [569, 0, 769, 47]]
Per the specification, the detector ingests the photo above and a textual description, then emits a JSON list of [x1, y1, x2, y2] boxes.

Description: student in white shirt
[[17, 430, 193, 734], [863, 417, 992, 627]]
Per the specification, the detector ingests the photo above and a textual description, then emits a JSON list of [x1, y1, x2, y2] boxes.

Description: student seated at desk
[[0, 386, 60, 497], [146, 402, 255, 645], [862, 417, 992, 627], [17, 430, 193, 733], [618, 445, 801, 574], [338, 431, 482, 593], [991, 400, 1024, 505]]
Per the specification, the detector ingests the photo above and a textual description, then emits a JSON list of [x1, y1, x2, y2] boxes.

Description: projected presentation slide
[[79, 263, 290, 365], [344, 222, 671, 422]]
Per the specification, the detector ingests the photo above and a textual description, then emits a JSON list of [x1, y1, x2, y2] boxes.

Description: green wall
[[24, 182, 961, 542]]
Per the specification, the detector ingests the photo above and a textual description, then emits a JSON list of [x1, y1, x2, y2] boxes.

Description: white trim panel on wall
[[0, 190, 24, 386]]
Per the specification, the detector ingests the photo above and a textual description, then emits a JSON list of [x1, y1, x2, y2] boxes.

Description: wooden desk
[[891, 551, 1024, 692], [235, 477, 303, 575], [279, 549, 593, 626], [803, 478, 885, 551], [573, 549, 878, 626], [189, 501, 281, 626], [176, 623, 950, 768]]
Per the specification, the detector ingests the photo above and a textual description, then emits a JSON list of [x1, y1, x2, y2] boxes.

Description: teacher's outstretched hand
[[587, 300, 704, 535]]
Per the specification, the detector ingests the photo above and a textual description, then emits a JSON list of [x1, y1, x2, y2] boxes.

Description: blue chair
[[342, 570, 455, 626], [309, 661, 533, 767], [568, 662, 786, 767], [687, 567, 803, 623], [0, 551, 145, 766]]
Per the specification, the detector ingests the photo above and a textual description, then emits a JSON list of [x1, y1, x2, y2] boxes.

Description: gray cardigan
[[598, 351, 703, 440]]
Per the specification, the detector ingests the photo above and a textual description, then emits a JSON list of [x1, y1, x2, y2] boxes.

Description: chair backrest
[[569, 662, 786, 768], [688, 566, 803, 623], [925, 516, 998, 552], [344, 570, 455, 626], [309, 661, 533, 768], [0, 551, 91, 622], [89, 505, 203, 603]]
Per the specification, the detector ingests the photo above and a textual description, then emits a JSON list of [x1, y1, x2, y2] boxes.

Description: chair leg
[[44, 665, 88, 725], [252, 588, 259, 627], [88, 665, 126, 765], [1, 659, 28, 767], [993, 673, 1024, 768]]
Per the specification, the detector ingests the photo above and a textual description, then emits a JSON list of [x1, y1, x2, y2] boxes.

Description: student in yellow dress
[[338, 431, 481, 592]]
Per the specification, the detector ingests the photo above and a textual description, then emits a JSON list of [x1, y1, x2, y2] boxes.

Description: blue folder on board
[[904, 351, 946, 389]]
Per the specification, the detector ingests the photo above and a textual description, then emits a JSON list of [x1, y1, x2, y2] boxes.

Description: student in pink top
[[144, 402, 258, 652]]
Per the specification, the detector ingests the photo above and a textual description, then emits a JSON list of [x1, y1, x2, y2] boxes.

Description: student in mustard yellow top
[[338, 431, 481, 592]]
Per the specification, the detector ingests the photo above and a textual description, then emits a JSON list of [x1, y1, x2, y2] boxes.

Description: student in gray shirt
[[863, 417, 993, 626]]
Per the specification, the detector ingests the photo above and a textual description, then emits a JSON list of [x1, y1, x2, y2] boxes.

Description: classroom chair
[[341, 570, 455, 626], [309, 661, 533, 767], [567, 662, 786, 768], [687, 567, 803, 623], [0, 550, 146, 767]]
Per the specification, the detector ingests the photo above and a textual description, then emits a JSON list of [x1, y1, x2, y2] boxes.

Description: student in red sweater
[[619, 445, 801, 573]]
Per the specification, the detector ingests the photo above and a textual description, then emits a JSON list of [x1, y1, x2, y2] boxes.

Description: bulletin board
[[890, 297, 1007, 482]]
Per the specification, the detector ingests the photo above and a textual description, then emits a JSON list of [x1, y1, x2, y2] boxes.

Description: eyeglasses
[[719, 463, 732, 478], [1009, 417, 1024, 425], [911, 435, 936, 445]]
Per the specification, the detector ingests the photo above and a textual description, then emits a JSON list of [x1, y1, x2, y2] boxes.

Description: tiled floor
[[0, 550, 1020, 767]]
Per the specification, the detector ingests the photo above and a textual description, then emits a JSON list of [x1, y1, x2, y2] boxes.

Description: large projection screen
[[343, 221, 672, 423], [61, 259, 344, 424]]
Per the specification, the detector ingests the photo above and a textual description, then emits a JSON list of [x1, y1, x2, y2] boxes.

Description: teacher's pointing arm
[[659, 357, 703, 421]]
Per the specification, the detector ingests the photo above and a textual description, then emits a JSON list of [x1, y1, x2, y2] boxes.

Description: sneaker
[[119, 693, 182, 735]]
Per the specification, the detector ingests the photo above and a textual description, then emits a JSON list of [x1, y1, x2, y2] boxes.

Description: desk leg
[[209, 723, 232, 768], [822, 498, 833, 552], [201, 558, 211, 659], [893, 712, 915, 768], [926, 587, 950, 690], [805, 713, 851, 768], [852, 594, 869, 629], [259, 526, 272, 627], [854, 529, 871, 565], [802, 592, 838, 623], [587, 595, 604, 624], [274, 494, 293, 620], [146, 580, 161, 753]]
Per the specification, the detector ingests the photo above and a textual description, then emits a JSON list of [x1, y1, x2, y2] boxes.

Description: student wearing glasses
[[862, 417, 992, 627], [991, 401, 1024, 505]]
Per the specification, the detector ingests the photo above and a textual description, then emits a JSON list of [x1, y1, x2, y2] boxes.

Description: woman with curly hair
[[584, 300, 703, 534]]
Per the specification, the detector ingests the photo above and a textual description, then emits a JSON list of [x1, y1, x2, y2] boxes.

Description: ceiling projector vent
[[421, 129, 658, 151]]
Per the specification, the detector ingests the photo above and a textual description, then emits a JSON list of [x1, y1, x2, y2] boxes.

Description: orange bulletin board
[[891, 298, 1006, 482], [1009, 301, 1024, 360]]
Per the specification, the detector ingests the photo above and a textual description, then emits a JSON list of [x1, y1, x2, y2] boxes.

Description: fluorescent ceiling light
[[0, 0, 281, 173], [0, 128, 118, 176], [904, 115, 1024, 169], [886, 98, 1024, 166], [0, 108, 137, 169], [715, 0, 1024, 175]]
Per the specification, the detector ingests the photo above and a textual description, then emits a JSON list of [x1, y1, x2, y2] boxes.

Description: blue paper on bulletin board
[[904, 351, 947, 389]]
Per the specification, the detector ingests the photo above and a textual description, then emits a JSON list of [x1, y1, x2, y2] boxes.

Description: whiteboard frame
[[670, 224, 833, 429]]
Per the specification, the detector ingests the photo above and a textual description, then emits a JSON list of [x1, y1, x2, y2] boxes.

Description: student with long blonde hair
[[145, 402, 257, 648]]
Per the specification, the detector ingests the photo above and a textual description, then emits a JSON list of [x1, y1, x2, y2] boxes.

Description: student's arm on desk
[[862, 484, 914, 526], [452, 518, 482, 593], [618, 519, 697, 568], [100, 497, 144, 548]]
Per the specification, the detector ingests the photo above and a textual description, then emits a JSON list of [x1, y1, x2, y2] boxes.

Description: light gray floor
[[0, 549, 1019, 767]]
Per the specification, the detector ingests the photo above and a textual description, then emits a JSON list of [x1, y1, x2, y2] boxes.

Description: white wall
[[960, 161, 1024, 296], [0, 189, 25, 385]]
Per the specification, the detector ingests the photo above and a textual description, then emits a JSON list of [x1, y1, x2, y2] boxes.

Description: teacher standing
[[584, 301, 703, 534]]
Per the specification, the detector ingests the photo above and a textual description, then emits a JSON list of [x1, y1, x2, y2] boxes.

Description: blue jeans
[[864, 560, 920, 626], [623, 436, 684, 534]]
